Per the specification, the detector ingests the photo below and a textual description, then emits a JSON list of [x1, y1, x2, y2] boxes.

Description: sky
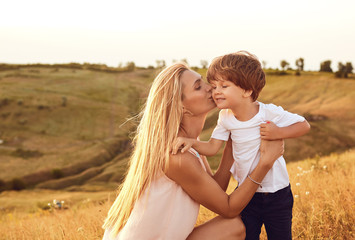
[[1, 0, 355, 71]]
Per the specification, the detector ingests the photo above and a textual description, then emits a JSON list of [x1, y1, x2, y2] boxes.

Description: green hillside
[[0, 67, 156, 190], [0, 67, 354, 191]]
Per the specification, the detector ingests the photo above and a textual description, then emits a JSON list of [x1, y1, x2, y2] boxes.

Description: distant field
[[0, 67, 354, 191], [0, 67, 157, 189], [1, 149, 353, 239]]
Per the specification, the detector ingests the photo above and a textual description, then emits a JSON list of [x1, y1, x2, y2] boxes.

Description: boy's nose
[[213, 86, 221, 93]]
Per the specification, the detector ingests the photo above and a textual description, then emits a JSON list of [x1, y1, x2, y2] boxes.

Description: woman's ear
[[243, 90, 253, 98]]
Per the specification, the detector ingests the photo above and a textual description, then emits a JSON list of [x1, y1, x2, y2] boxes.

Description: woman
[[102, 63, 283, 239]]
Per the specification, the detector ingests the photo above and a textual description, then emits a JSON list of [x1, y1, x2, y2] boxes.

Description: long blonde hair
[[102, 63, 188, 236]]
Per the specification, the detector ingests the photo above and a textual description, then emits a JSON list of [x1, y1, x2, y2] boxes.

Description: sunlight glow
[[1, 0, 355, 69]]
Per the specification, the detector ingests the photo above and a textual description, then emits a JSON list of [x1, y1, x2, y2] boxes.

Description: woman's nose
[[206, 84, 212, 92]]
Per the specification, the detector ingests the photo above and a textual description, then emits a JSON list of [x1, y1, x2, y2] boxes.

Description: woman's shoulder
[[168, 151, 201, 170], [166, 151, 205, 182]]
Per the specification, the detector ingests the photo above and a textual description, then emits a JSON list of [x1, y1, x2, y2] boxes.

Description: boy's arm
[[260, 120, 310, 140], [192, 138, 224, 156], [172, 137, 224, 156]]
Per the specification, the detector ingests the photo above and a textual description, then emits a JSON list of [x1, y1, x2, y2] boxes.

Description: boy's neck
[[230, 101, 259, 121]]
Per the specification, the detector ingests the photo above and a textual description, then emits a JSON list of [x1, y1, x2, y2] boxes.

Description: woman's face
[[180, 70, 216, 116]]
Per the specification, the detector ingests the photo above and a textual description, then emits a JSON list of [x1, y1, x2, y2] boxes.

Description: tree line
[[263, 58, 353, 78], [0, 58, 353, 78], [0, 62, 138, 73]]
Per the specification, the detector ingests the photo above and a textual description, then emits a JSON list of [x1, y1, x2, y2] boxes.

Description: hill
[[0, 67, 156, 190], [0, 67, 354, 190]]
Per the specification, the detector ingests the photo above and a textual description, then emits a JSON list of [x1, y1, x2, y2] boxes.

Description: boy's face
[[209, 79, 250, 110]]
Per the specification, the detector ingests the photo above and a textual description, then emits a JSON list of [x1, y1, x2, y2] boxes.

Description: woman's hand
[[259, 139, 284, 169]]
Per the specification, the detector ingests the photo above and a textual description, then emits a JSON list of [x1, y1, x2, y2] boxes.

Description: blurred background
[[0, 0, 354, 239]]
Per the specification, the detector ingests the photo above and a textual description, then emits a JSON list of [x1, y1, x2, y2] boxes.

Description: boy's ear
[[243, 89, 253, 98]]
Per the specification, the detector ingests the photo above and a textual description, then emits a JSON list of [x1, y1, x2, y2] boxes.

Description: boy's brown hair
[[207, 51, 266, 101]]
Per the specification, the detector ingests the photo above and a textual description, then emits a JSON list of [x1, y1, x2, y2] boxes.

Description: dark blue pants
[[241, 184, 294, 240]]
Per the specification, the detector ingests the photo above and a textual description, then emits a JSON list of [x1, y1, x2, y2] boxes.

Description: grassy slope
[[0, 68, 155, 184], [0, 68, 354, 190]]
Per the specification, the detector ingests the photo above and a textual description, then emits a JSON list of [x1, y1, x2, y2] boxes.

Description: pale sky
[[1, 0, 355, 70]]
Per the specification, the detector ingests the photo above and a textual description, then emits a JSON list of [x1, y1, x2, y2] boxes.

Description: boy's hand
[[260, 121, 282, 140], [172, 137, 194, 154]]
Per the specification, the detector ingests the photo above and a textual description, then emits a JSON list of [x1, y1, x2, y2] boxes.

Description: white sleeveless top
[[103, 148, 206, 240]]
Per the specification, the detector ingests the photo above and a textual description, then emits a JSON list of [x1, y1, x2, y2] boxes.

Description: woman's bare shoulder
[[166, 151, 205, 181]]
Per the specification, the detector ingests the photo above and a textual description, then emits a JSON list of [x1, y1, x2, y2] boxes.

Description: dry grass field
[[0, 149, 354, 239]]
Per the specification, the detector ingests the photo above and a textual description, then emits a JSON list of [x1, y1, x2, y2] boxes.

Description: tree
[[295, 58, 304, 71], [156, 60, 166, 68], [280, 60, 289, 71], [320, 60, 332, 72], [200, 60, 208, 69], [345, 62, 353, 74], [335, 62, 353, 78], [181, 59, 189, 65], [335, 62, 346, 78], [125, 61, 135, 71], [262, 60, 267, 69]]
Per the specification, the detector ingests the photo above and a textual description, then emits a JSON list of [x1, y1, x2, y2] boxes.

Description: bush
[[11, 148, 43, 159], [0, 178, 5, 191], [265, 69, 289, 76], [0, 98, 10, 107], [335, 71, 345, 78], [11, 178, 26, 190], [51, 168, 64, 179], [37, 201, 51, 210], [304, 113, 328, 122]]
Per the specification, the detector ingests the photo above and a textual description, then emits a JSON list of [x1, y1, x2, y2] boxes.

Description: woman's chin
[[210, 102, 217, 110]]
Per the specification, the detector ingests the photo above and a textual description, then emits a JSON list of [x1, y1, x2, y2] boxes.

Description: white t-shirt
[[211, 102, 305, 193]]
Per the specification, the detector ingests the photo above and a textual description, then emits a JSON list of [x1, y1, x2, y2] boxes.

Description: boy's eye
[[222, 85, 228, 88]]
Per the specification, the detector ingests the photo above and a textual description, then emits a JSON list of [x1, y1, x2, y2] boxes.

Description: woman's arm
[[166, 139, 283, 218], [211, 138, 234, 191], [198, 138, 233, 190]]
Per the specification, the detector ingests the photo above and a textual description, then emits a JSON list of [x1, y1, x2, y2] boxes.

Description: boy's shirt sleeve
[[264, 103, 305, 127], [211, 110, 230, 141]]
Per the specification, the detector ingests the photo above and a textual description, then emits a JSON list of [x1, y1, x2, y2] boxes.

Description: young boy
[[173, 51, 310, 240]]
